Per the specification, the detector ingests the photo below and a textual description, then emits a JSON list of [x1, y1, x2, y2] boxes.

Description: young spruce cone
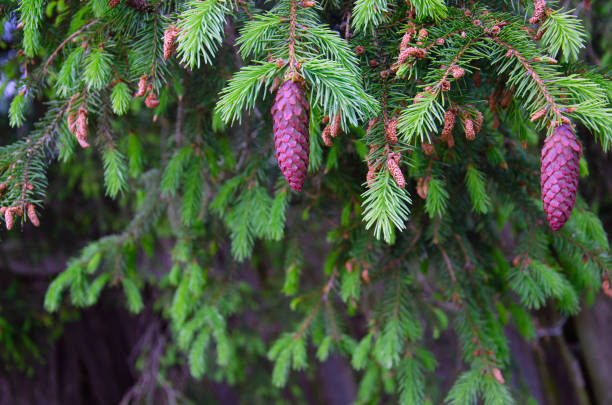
[[271, 80, 310, 191], [540, 124, 580, 231]]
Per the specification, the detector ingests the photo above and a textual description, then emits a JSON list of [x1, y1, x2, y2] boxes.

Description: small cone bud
[[465, 119, 475, 141], [163, 26, 179, 60], [441, 108, 456, 140], [366, 167, 378, 188], [145, 89, 160, 108], [321, 126, 333, 147], [135, 74, 148, 97], [330, 113, 341, 138], [271, 80, 310, 191], [109, 0, 120, 7], [385, 118, 398, 144], [473, 110, 484, 133], [75, 107, 90, 148], [493, 368, 505, 384], [4, 208, 14, 230], [416, 177, 429, 199], [27, 203, 40, 227], [452, 66, 465, 79], [421, 143, 435, 156], [529, 0, 546, 24], [400, 30, 413, 50], [530, 108, 547, 122], [540, 124, 581, 230], [387, 153, 405, 188]]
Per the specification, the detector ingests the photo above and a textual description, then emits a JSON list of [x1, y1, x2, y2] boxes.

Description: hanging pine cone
[[271, 80, 310, 191], [540, 124, 581, 231]]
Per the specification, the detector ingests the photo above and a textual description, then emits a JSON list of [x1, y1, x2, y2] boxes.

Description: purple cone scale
[[540, 124, 581, 231], [271, 80, 310, 191]]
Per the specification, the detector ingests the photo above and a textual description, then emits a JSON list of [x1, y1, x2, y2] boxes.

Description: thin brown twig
[[42, 20, 98, 75], [492, 37, 562, 120]]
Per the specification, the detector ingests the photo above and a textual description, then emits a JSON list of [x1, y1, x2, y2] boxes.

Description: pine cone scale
[[271, 80, 310, 191]]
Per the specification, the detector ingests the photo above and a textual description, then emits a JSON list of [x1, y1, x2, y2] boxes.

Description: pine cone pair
[[271, 80, 310, 191]]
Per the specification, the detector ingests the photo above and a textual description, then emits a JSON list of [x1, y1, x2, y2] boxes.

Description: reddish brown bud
[[355, 45, 365, 55], [331, 113, 342, 137], [452, 66, 465, 79], [416, 177, 429, 199], [529, 0, 546, 24], [493, 368, 505, 384], [398, 47, 427, 65], [530, 108, 547, 122], [387, 153, 405, 188], [465, 118, 475, 141], [145, 91, 160, 108], [400, 31, 412, 50], [321, 126, 333, 147], [473, 110, 484, 133], [441, 108, 457, 141], [27, 203, 40, 227], [4, 208, 14, 230], [345, 261, 354, 273], [440, 80, 451, 92], [385, 118, 398, 144], [135, 74, 148, 98], [75, 107, 90, 148], [163, 26, 179, 60], [301, 0, 315, 6], [366, 166, 378, 188], [421, 142, 435, 156]]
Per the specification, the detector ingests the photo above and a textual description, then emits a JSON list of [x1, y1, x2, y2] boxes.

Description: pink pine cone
[[540, 124, 581, 231], [271, 80, 310, 191]]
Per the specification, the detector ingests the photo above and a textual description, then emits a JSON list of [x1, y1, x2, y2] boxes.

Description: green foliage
[[175, 0, 232, 68], [362, 170, 411, 243], [111, 82, 131, 115], [216, 62, 279, 124], [84, 47, 113, 90], [102, 147, 128, 198], [539, 10, 587, 62], [18, 0, 44, 56], [9, 93, 26, 128], [465, 164, 491, 214], [352, 0, 389, 33], [424, 177, 449, 218]]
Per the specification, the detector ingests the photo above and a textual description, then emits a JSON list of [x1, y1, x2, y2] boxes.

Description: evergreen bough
[[2, 0, 612, 403]]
